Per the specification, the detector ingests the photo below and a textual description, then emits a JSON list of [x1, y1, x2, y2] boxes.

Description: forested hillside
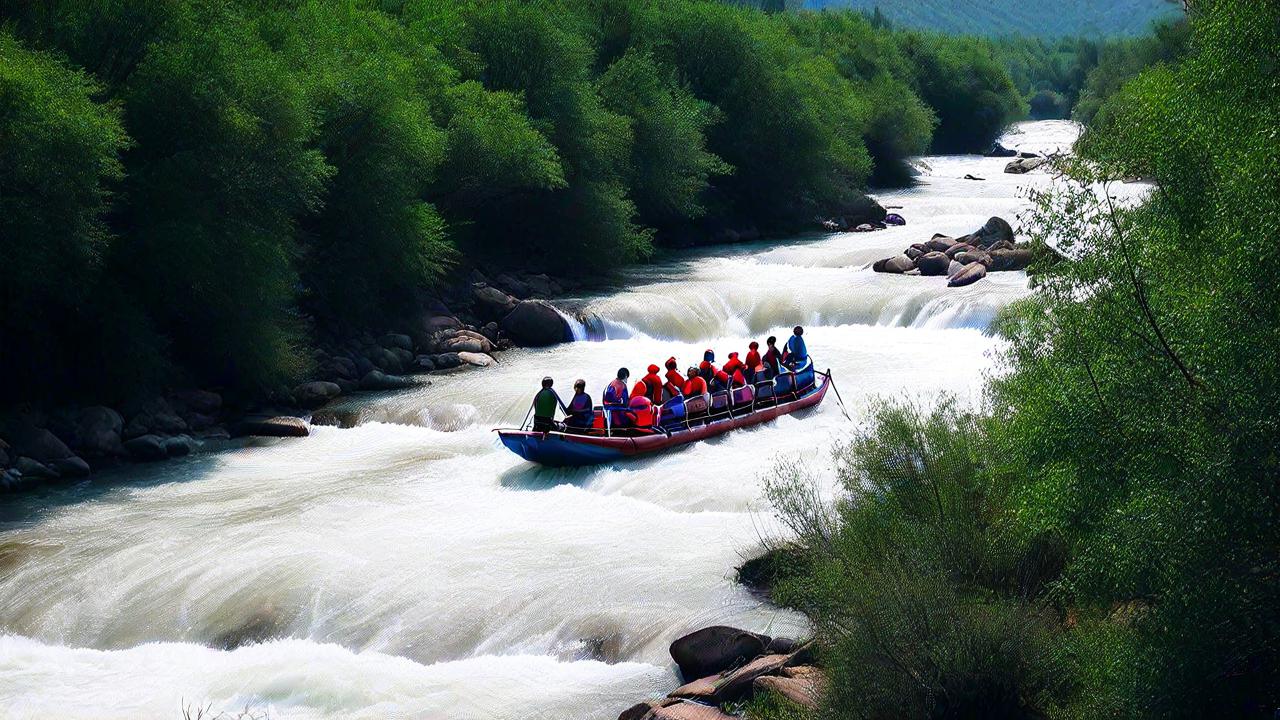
[[803, 0, 1182, 38]]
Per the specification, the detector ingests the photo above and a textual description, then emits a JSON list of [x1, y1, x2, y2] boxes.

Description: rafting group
[[525, 326, 817, 438]]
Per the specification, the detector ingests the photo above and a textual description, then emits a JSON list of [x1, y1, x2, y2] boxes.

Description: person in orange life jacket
[[628, 394, 656, 428], [640, 364, 664, 404], [722, 352, 748, 387], [744, 341, 763, 383], [762, 336, 783, 378], [683, 366, 709, 401], [531, 376, 568, 433], [663, 357, 685, 399], [710, 368, 732, 393], [604, 368, 631, 427], [565, 379, 595, 430], [782, 326, 808, 368]]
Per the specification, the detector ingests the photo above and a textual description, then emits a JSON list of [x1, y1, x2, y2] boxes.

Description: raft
[[496, 365, 832, 467]]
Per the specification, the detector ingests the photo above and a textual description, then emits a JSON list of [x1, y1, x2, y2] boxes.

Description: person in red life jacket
[[628, 394, 656, 429], [640, 364, 664, 404], [744, 341, 763, 382], [604, 368, 631, 427], [722, 352, 747, 387], [663, 357, 685, 399], [710, 368, 731, 393], [683, 366, 709, 401], [762, 336, 783, 378]]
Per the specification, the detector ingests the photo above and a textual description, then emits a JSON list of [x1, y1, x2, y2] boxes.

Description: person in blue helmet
[[783, 326, 808, 368]]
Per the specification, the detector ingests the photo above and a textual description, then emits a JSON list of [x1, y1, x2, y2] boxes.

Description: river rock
[[990, 248, 1034, 272], [73, 406, 124, 458], [948, 259, 966, 277], [432, 353, 463, 370], [164, 435, 195, 458], [1005, 156, 1048, 174], [872, 256, 915, 274], [971, 217, 1015, 247], [944, 243, 976, 259], [49, 456, 91, 477], [380, 333, 412, 351], [985, 142, 1018, 157], [670, 626, 770, 681], [948, 262, 988, 287], [423, 314, 462, 334], [326, 356, 358, 381], [293, 381, 342, 409], [359, 370, 417, 391], [368, 347, 404, 375], [456, 351, 496, 368], [495, 273, 532, 299], [0, 445, 8, 469], [754, 674, 822, 710], [500, 300, 572, 347], [1, 468, 30, 492], [916, 251, 950, 276], [5, 425, 74, 464], [925, 236, 957, 252], [414, 355, 436, 372], [123, 434, 168, 461], [648, 704, 736, 720], [986, 239, 1016, 253], [15, 456, 59, 479], [473, 284, 518, 320], [671, 652, 792, 703], [231, 416, 309, 438], [442, 331, 493, 354], [124, 398, 187, 439]]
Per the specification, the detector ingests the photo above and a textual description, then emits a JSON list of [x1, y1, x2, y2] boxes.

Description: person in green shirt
[[532, 376, 568, 433]]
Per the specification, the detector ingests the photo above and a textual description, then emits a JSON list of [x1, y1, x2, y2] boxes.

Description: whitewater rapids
[[1, 121, 1082, 719]]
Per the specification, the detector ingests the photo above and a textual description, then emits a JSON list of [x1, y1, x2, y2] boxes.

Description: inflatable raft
[[496, 363, 831, 467]]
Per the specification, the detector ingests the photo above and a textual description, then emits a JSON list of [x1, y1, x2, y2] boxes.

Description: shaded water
[[1, 121, 1083, 719]]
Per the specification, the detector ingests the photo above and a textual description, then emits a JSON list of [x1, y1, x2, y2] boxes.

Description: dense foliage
[[765, 1, 1280, 718], [0, 0, 1031, 404]]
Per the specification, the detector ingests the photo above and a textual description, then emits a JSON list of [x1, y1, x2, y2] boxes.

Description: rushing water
[[0, 121, 1082, 720]]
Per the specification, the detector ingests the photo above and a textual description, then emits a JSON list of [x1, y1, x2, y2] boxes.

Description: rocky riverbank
[[0, 269, 576, 494]]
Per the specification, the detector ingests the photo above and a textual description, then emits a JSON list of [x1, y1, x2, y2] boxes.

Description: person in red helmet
[[640, 364, 664, 404], [628, 394, 656, 429]]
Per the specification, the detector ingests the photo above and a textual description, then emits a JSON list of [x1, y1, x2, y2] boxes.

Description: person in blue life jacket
[[783, 326, 808, 368], [604, 367, 632, 427], [531, 376, 568, 433], [564, 379, 595, 430]]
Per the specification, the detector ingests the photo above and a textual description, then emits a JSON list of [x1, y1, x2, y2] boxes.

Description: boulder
[[494, 273, 532, 299], [380, 333, 412, 351], [915, 251, 950, 276], [990, 248, 1034, 272], [231, 416, 309, 439], [15, 456, 59, 479], [413, 355, 436, 372], [833, 193, 887, 227], [944, 243, 976, 259], [49, 456, 91, 477], [648, 703, 736, 720], [170, 389, 222, 416], [164, 435, 195, 458], [390, 347, 414, 368], [359, 370, 417, 391], [523, 273, 563, 298], [71, 406, 124, 458], [1018, 150, 1042, 159], [753, 675, 822, 710], [5, 425, 74, 463], [948, 259, 966, 277], [500, 300, 572, 347], [124, 398, 187, 439], [432, 353, 463, 370], [872, 256, 915, 274], [423, 314, 462, 333], [904, 246, 925, 261], [456, 351, 497, 368], [368, 347, 404, 375], [986, 239, 1016, 253], [472, 284, 518, 320], [442, 333, 493, 355], [925, 236, 958, 252], [293, 381, 342, 409], [0, 446, 7, 469], [1005, 156, 1048, 174], [671, 653, 792, 703], [123, 434, 168, 461], [764, 637, 801, 654], [948, 262, 988, 287], [985, 142, 1018, 157], [670, 626, 770, 681], [971, 216, 1015, 248], [326, 356, 358, 381], [955, 250, 993, 267]]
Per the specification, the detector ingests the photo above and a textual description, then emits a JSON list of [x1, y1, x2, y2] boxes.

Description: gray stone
[[368, 347, 404, 375], [499, 300, 571, 347], [432, 353, 463, 370], [473, 284, 518, 320], [990, 247, 1034, 272], [6, 424, 74, 463], [915, 251, 951, 276], [1005, 156, 1048, 174], [15, 456, 59, 479], [971, 216, 1015, 247], [164, 435, 195, 458], [49, 456, 91, 477], [293, 381, 342, 409], [74, 406, 124, 457], [1, 468, 29, 492], [125, 398, 187, 439], [872, 256, 916, 274], [456, 351, 496, 368], [413, 355, 437, 372], [124, 434, 168, 461]]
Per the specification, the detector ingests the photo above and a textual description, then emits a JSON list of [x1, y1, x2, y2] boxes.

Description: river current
[[1, 121, 1082, 719]]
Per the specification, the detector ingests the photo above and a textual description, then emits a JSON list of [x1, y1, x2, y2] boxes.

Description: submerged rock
[[500, 300, 572, 347], [872, 256, 915, 274]]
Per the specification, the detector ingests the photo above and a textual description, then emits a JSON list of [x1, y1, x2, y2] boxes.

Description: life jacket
[[731, 369, 747, 387], [712, 369, 731, 391], [722, 353, 745, 378], [604, 378, 629, 406], [684, 375, 708, 397], [641, 365, 664, 404], [698, 360, 718, 382], [628, 395, 655, 427], [763, 346, 782, 371], [632, 380, 649, 401]]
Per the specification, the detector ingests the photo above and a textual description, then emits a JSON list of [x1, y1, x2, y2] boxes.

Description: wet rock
[[985, 142, 1018, 157], [354, 354, 376, 378], [194, 426, 231, 442], [971, 216, 1015, 247], [948, 262, 988, 287], [414, 355, 436, 372], [380, 333, 412, 351], [124, 398, 187, 439], [955, 250, 993, 267], [925, 236, 957, 252], [872, 256, 915, 274], [944, 243, 976, 259], [904, 246, 925, 261], [495, 273, 532, 299], [765, 637, 801, 654], [523, 273, 563, 298], [5, 424, 74, 464], [754, 674, 822, 710], [619, 701, 662, 720], [369, 347, 404, 375], [359, 370, 417, 391], [164, 435, 196, 458], [326, 356, 358, 381], [48, 456, 91, 478], [990, 248, 1034, 272], [916, 251, 951, 276], [671, 652, 792, 703], [0, 444, 7, 469], [231, 416, 309, 438], [473, 284, 518, 320], [948, 259, 966, 277], [670, 626, 770, 681], [442, 332, 493, 355], [648, 703, 735, 720], [1005, 156, 1048, 174], [1, 468, 29, 492], [72, 406, 123, 458], [432, 353, 463, 370], [500, 300, 572, 347], [293, 381, 342, 409], [123, 434, 168, 461], [15, 456, 59, 479], [423, 314, 462, 334], [457, 351, 497, 368]]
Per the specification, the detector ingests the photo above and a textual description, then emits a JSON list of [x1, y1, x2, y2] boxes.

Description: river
[[0, 121, 1081, 720]]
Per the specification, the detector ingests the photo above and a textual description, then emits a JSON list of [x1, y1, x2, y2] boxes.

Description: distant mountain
[[801, 0, 1183, 38]]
